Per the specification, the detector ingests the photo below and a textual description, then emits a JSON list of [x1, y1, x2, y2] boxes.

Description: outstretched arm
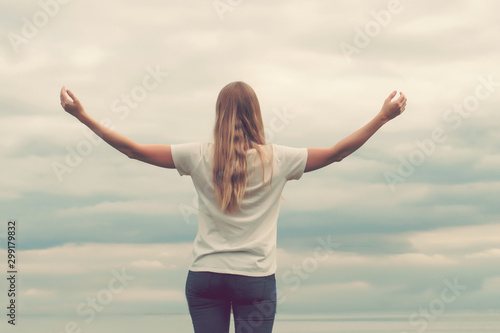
[[60, 86, 175, 169], [304, 91, 407, 173]]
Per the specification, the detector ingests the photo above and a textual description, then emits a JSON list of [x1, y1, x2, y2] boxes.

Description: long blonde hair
[[213, 81, 273, 214]]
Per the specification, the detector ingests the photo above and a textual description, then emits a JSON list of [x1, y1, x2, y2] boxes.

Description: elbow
[[330, 157, 343, 164], [333, 148, 352, 163], [330, 153, 345, 163], [123, 148, 136, 159], [337, 153, 348, 162], [327, 147, 347, 164]]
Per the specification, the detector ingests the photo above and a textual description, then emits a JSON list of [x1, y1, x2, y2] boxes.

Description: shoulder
[[269, 143, 307, 180], [170, 142, 210, 176], [270, 143, 306, 156], [171, 142, 205, 152], [170, 142, 207, 162]]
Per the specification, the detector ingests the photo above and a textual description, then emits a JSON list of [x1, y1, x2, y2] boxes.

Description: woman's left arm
[[60, 86, 175, 168]]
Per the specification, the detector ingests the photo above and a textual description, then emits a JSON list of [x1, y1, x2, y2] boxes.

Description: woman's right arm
[[60, 86, 175, 168], [304, 91, 406, 173]]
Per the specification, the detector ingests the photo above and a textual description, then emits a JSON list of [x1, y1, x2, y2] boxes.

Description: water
[[2, 313, 499, 333]]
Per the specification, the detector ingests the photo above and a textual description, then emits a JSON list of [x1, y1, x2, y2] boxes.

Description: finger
[[387, 90, 397, 101], [396, 91, 405, 103], [66, 89, 78, 102], [60, 86, 69, 105], [60, 86, 66, 101]]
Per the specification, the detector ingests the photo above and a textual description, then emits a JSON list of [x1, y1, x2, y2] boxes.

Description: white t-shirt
[[171, 142, 308, 277]]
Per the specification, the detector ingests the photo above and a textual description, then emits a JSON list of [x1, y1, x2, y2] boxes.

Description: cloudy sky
[[1, 0, 499, 329]]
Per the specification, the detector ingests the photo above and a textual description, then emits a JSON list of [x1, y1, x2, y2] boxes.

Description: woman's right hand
[[60, 86, 86, 118], [378, 91, 407, 122]]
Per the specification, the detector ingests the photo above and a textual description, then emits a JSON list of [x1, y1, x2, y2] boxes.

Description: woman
[[60, 81, 406, 332]]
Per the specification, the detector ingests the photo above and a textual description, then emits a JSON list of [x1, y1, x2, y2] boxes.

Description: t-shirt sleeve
[[170, 142, 203, 176], [273, 144, 308, 181]]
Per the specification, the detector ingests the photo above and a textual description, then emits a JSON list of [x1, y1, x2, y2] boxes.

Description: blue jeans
[[185, 270, 277, 333]]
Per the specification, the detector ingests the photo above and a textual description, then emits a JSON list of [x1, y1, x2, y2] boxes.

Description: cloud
[[71, 45, 107, 67], [56, 199, 180, 217], [1, 0, 499, 319], [474, 154, 500, 171], [482, 276, 500, 291], [23, 288, 56, 298], [114, 288, 185, 302], [3, 233, 499, 316], [16, 242, 192, 275], [408, 223, 500, 254], [129, 259, 167, 269], [465, 248, 500, 259]]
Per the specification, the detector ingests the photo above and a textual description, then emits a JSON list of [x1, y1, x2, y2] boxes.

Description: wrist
[[374, 112, 390, 125], [75, 110, 90, 125], [75, 110, 89, 122]]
